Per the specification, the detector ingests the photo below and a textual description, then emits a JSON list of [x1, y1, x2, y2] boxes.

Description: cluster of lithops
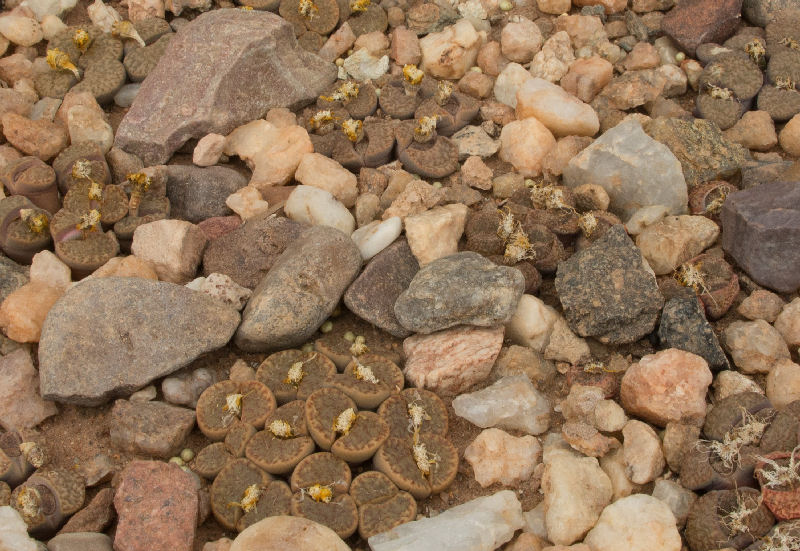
[[0, 430, 85, 538], [190, 342, 456, 538], [0, 146, 171, 270], [277, 0, 386, 51], [695, 12, 800, 128]]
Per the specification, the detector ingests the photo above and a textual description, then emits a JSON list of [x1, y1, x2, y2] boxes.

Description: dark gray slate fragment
[[114, 9, 337, 165], [164, 165, 247, 223], [555, 225, 664, 344], [721, 180, 800, 293], [0, 257, 28, 304], [109, 399, 196, 458], [202, 214, 306, 289], [38, 277, 240, 405], [234, 226, 362, 352], [658, 295, 730, 370], [394, 251, 525, 334], [344, 239, 419, 338]]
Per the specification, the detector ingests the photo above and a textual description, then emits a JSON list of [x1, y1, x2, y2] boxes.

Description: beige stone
[[500, 16, 543, 64], [381, 179, 444, 220], [0, 281, 64, 343], [529, 31, 575, 83], [723, 320, 790, 374], [67, 105, 114, 154], [127, 0, 165, 21], [2, 112, 67, 161], [542, 136, 593, 177], [623, 42, 661, 71], [506, 294, 558, 353], [499, 117, 556, 177], [779, 113, 800, 157], [225, 186, 269, 220], [554, 14, 607, 50], [464, 428, 541, 487], [354, 31, 389, 57], [737, 289, 785, 322], [775, 298, 800, 347], [420, 19, 485, 79], [516, 78, 599, 137], [131, 220, 208, 284], [193, 133, 225, 167], [390, 26, 421, 66], [294, 153, 358, 208], [29, 250, 71, 291], [230, 516, 349, 551], [89, 255, 159, 280], [766, 359, 800, 409], [536, 0, 571, 14], [723, 110, 778, 152], [318, 22, 356, 63], [461, 155, 493, 190], [634, 215, 719, 275], [405, 204, 468, 266], [622, 419, 664, 484], [56, 90, 105, 128], [561, 56, 614, 103], [0, 349, 58, 430], [0, 15, 43, 47]]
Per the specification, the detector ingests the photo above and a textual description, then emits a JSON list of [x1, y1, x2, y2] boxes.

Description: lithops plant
[[0, 431, 37, 488], [331, 119, 396, 171], [757, 82, 800, 122], [314, 319, 401, 370], [373, 433, 458, 500], [696, 52, 763, 130], [123, 34, 172, 83], [52, 143, 112, 194], [131, 17, 172, 47], [279, 0, 340, 35], [11, 469, 85, 538], [746, 521, 800, 551], [256, 349, 337, 404], [113, 170, 170, 250], [346, 2, 388, 36], [755, 447, 800, 521], [62, 181, 129, 226], [224, 420, 259, 458], [196, 380, 277, 442], [377, 388, 449, 443], [0, 157, 60, 213], [111, 20, 145, 48], [297, 30, 326, 52], [49, 208, 120, 277], [0, 196, 52, 264], [349, 471, 416, 539], [760, 400, 800, 453], [677, 253, 740, 320], [685, 488, 774, 551], [414, 80, 480, 137], [317, 80, 378, 121], [71, 57, 127, 104], [394, 118, 460, 179], [378, 75, 431, 120], [245, 400, 316, 475], [289, 452, 358, 539], [573, 210, 621, 250], [328, 354, 404, 409], [193, 442, 234, 480], [681, 392, 774, 491], [689, 181, 738, 223], [210, 457, 291, 532]]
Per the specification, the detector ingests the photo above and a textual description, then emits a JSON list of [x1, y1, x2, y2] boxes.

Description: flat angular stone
[[394, 252, 525, 334], [235, 226, 362, 351], [555, 225, 664, 344], [110, 400, 195, 458], [114, 9, 337, 165], [453, 375, 551, 435], [662, 0, 742, 57], [563, 120, 687, 220], [0, 349, 58, 430], [343, 239, 419, 338], [114, 461, 198, 551], [38, 277, 240, 405], [368, 490, 523, 551], [721, 181, 800, 293], [164, 165, 247, 223], [658, 296, 729, 370]]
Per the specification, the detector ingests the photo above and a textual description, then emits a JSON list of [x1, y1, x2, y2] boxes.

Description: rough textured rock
[[230, 516, 350, 551], [464, 429, 541, 487], [584, 494, 681, 551], [131, 219, 208, 284], [645, 117, 748, 189], [164, 165, 247, 223], [114, 9, 337, 164], [721, 181, 800, 293], [453, 375, 551, 435], [114, 461, 198, 551], [620, 348, 712, 427], [634, 215, 719, 275], [110, 400, 195, 458], [343, 239, 419, 338], [554, 225, 664, 344], [658, 295, 729, 370], [235, 226, 362, 351], [60, 487, 116, 534], [395, 252, 525, 334], [38, 278, 240, 406], [723, 319, 791, 373], [202, 214, 305, 289], [0, 349, 57, 430], [563, 120, 687, 219], [404, 204, 469, 266], [419, 19, 484, 79], [403, 325, 504, 395], [775, 298, 800, 347], [0, 257, 28, 304], [661, 0, 742, 57]]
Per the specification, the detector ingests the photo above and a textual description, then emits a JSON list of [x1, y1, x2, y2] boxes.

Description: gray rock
[[394, 252, 525, 334], [202, 214, 306, 289], [658, 295, 730, 370], [114, 9, 337, 165], [109, 400, 195, 458], [0, 256, 28, 304], [47, 532, 113, 551], [743, 0, 800, 26], [644, 116, 749, 188], [721, 180, 800, 293], [343, 239, 419, 338], [38, 277, 240, 406], [555, 225, 664, 344], [164, 165, 247, 223], [563, 120, 687, 220], [235, 226, 362, 352]]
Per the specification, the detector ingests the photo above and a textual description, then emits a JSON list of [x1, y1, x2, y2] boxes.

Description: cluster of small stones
[[0, 0, 799, 550]]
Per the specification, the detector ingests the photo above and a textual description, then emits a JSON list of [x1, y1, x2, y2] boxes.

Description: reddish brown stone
[[114, 461, 199, 551], [662, 0, 743, 57], [197, 216, 242, 241]]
